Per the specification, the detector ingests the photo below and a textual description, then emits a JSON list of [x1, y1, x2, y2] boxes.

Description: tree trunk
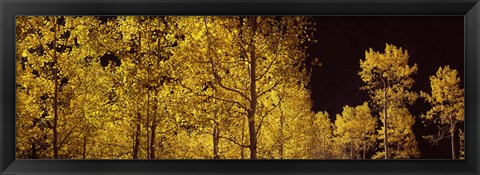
[[350, 143, 354, 159], [150, 35, 162, 160], [150, 122, 157, 159], [279, 111, 284, 159], [396, 143, 401, 158], [150, 96, 158, 159], [383, 85, 389, 159], [213, 122, 220, 159], [82, 134, 87, 159], [146, 91, 150, 158], [133, 112, 141, 159], [248, 112, 257, 159], [30, 142, 37, 159], [451, 120, 456, 159], [247, 16, 258, 160], [241, 118, 246, 159], [133, 21, 143, 160], [52, 17, 59, 159], [363, 142, 366, 159]]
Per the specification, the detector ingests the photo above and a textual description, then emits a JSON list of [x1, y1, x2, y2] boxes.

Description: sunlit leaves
[[358, 43, 419, 159], [171, 16, 315, 159], [372, 107, 420, 159], [420, 66, 464, 159], [334, 102, 376, 159]]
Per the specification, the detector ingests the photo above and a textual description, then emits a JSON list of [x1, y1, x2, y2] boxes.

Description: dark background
[[306, 16, 464, 159]]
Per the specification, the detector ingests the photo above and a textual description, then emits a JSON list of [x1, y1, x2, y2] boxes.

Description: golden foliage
[[15, 17, 463, 160], [420, 66, 464, 159]]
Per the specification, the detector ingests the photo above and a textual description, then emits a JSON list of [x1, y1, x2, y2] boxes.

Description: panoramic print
[[16, 16, 464, 159]]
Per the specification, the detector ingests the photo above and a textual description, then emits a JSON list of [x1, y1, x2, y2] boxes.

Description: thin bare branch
[[258, 80, 281, 98], [256, 98, 283, 138]]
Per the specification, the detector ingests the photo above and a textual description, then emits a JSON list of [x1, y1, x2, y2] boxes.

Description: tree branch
[[258, 80, 281, 98], [177, 81, 249, 112], [218, 135, 250, 148], [25, 18, 56, 59], [256, 97, 282, 138], [256, 44, 282, 81], [58, 121, 81, 148], [203, 18, 251, 104], [220, 23, 249, 60]]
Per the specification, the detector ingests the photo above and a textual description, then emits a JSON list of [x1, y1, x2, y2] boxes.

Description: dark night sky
[[306, 16, 464, 159]]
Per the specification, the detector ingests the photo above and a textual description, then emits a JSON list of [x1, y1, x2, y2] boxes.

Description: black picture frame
[[1, 0, 479, 175]]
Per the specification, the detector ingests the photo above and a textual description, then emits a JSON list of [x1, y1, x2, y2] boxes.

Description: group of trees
[[16, 16, 464, 159]]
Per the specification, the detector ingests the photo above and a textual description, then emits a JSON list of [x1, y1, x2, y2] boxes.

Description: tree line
[[15, 16, 464, 159]]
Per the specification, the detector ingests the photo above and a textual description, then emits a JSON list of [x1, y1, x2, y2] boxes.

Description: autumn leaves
[[358, 44, 420, 159], [298, 44, 463, 160], [357, 44, 463, 159], [420, 66, 464, 159], [16, 16, 317, 159], [15, 16, 464, 160]]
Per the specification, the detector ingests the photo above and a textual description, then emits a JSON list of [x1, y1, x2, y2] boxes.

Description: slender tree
[[372, 107, 420, 159], [334, 102, 376, 159], [420, 66, 464, 159], [309, 111, 334, 159], [358, 43, 418, 159]]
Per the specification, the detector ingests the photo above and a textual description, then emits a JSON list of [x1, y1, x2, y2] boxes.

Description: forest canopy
[[15, 16, 464, 159]]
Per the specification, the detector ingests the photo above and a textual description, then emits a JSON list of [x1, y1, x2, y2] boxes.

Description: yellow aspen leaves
[[15, 17, 463, 160], [359, 43, 419, 159], [420, 66, 464, 159]]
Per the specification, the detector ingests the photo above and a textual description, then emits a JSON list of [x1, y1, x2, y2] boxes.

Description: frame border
[[1, 0, 479, 175]]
